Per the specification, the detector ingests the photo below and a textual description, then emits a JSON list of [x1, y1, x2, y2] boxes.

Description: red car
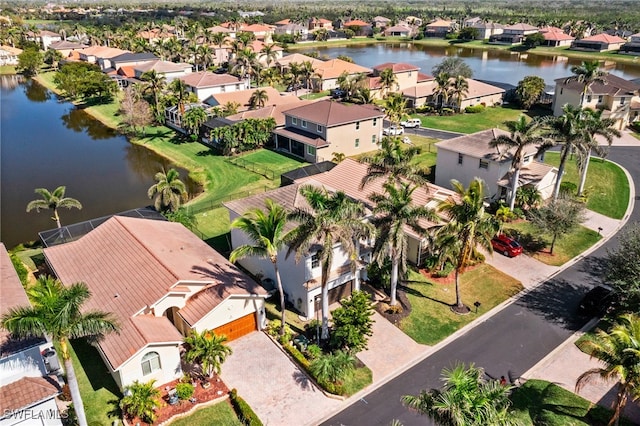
[[491, 234, 523, 257]]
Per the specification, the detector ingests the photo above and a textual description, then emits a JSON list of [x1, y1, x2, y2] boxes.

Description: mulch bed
[[124, 375, 229, 425], [373, 287, 412, 326]]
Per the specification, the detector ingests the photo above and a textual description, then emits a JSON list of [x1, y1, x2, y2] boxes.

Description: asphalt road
[[321, 146, 640, 426], [383, 120, 464, 140]]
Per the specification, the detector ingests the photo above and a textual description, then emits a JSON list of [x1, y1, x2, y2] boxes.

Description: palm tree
[[432, 72, 452, 112], [140, 70, 166, 115], [576, 314, 640, 426], [300, 60, 316, 90], [351, 87, 375, 105], [249, 88, 269, 109], [565, 60, 607, 103], [182, 106, 208, 135], [169, 78, 188, 114], [232, 47, 258, 83], [260, 67, 281, 87], [230, 199, 290, 337], [450, 75, 469, 112], [384, 92, 408, 126], [370, 182, 439, 306], [26, 186, 82, 228], [360, 136, 430, 188], [259, 43, 279, 68], [402, 363, 516, 426], [1, 276, 119, 426], [120, 380, 162, 424], [489, 116, 547, 210], [436, 178, 499, 313], [183, 330, 233, 378], [210, 31, 227, 51], [147, 168, 188, 213], [287, 186, 368, 340], [286, 62, 304, 96], [379, 67, 398, 98]]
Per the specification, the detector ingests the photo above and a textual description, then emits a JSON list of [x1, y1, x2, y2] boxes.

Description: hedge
[[229, 388, 262, 426]]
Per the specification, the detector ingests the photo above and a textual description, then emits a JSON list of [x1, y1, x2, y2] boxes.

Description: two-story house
[[273, 100, 385, 163], [469, 22, 504, 40], [77, 46, 129, 69], [489, 23, 539, 45], [620, 33, 640, 55], [43, 216, 267, 391], [311, 59, 372, 92], [133, 59, 193, 82], [276, 53, 325, 75], [47, 40, 87, 59], [571, 33, 627, 52], [308, 18, 333, 32], [552, 73, 640, 130], [435, 128, 558, 202], [179, 71, 250, 102], [102, 52, 158, 73], [0, 45, 22, 66], [26, 30, 62, 50], [224, 159, 454, 319], [368, 62, 420, 98], [424, 19, 455, 38]]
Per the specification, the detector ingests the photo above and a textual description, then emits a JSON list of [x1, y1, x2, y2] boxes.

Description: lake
[[297, 43, 640, 85], [0, 75, 196, 249]]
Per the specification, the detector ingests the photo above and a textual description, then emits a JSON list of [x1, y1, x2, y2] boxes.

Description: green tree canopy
[[183, 330, 233, 378], [606, 224, 640, 313], [431, 57, 473, 79], [54, 62, 116, 101], [330, 290, 374, 353], [147, 168, 188, 213], [529, 196, 585, 254], [515, 76, 546, 109], [17, 47, 43, 76]]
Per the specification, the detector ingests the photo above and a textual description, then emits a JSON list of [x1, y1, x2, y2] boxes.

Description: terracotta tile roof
[[426, 19, 453, 28], [38, 30, 61, 37], [206, 86, 290, 111], [43, 216, 264, 369], [314, 58, 372, 80], [207, 25, 233, 33], [48, 40, 86, 50], [225, 99, 310, 127], [310, 18, 332, 24], [435, 128, 536, 162], [0, 376, 59, 413], [79, 45, 128, 58], [366, 76, 382, 90], [417, 73, 434, 82], [504, 23, 539, 31], [179, 71, 242, 88], [384, 25, 413, 33], [224, 184, 309, 219], [247, 40, 283, 54], [344, 19, 370, 27], [117, 66, 136, 77], [579, 33, 627, 44], [554, 74, 640, 96], [373, 62, 420, 73], [242, 23, 274, 33], [402, 78, 505, 99], [539, 26, 565, 33], [283, 100, 384, 127], [373, 16, 391, 22], [134, 59, 192, 74], [277, 53, 325, 68], [544, 31, 574, 41], [274, 19, 291, 25]]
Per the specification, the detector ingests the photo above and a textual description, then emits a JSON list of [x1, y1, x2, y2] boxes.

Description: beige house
[[47, 40, 87, 58], [552, 74, 640, 130], [541, 29, 575, 47], [76, 45, 128, 69], [435, 129, 558, 202], [311, 59, 372, 91], [368, 62, 421, 98], [274, 100, 384, 162], [133, 59, 193, 82], [425, 19, 455, 37], [101, 52, 157, 72], [276, 53, 325, 74], [571, 33, 627, 52], [204, 86, 289, 112], [26, 30, 61, 49], [383, 25, 414, 38], [179, 71, 250, 102], [0, 45, 22, 66], [470, 22, 505, 40], [44, 216, 267, 391], [402, 78, 505, 110], [308, 18, 333, 32], [489, 23, 538, 45]]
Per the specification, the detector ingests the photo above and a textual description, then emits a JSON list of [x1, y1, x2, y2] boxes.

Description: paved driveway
[[221, 332, 340, 426]]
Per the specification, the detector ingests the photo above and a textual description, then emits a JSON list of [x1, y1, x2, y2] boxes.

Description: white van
[[400, 118, 421, 128]]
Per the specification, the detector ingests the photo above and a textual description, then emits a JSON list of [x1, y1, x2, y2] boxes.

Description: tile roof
[[417, 73, 434, 82], [273, 127, 329, 148], [497, 161, 556, 188], [472, 22, 505, 30], [274, 19, 291, 25], [384, 25, 413, 33], [543, 31, 575, 41], [0, 376, 59, 413], [79, 45, 128, 58], [48, 40, 87, 50], [402, 78, 505, 99], [44, 216, 265, 369], [134, 59, 192, 74], [206, 86, 291, 111], [314, 58, 372, 80], [225, 99, 310, 127], [554, 73, 640, 96], [539, 26, 565, 33], [206, 25, 233, 33], [426, 19, 453, 27], [373, 16, 391, 22], [435, 128, 539, 162], [283, 100, 384, 126], [111, 52, 158, 62], [504, 23, 539, 31], [310, 18, 332, 24], [344, 19, 370, 27], [116, 66, 136, 78], [242, 23, 274, 33], [277, 53, 325, 68], [579, 33, 627, 44], [373, 62, 420, 73], [179, 71, 242, 88], [0, 45, 22, 55]]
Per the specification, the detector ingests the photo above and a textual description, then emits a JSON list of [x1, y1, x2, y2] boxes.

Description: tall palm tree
[[26, 186, 82, 228], [360, 136, 430, 188], [379, 67, 398, 98], [183, 330, 233, 378], [147, 168, 188, 213], [249, 88, 269, 109], [231, 47, 258, 83], [450, 75, 469, 112], [120, 380, 162, 424], [433, 72, 452, 112], [300, 60, 316, 90], [140, 70, 166, 115], [230, 199, 290, 337], [259, 43, 279, 68], [565, 60, 607, 103], [370, 182, 439, 306], [182, 106, 208, 135], [1, 276, 119, 426], [576, 314, 640, 426], [384, 92, 408, 126], [436, 178, 499, 313], [286, 62, 303, 96], [287, 186, 368, 340], [351, 87, 375, 105], [489, 116, 547, 210], [261, 67, 282, 87], [402, 363, 516, 426], [169, 78, 188, 114]]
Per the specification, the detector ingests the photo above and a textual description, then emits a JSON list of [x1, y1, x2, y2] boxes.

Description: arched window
[[141, 352, 161, 376]]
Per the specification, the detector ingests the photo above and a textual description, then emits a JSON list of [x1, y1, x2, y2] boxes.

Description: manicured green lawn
[[0, 65, 16, 74], [543, 152, 630, 219], [400, 264, 523, 345], [300, 90, 330, 100], [167, 400, 242, 426], [504, 221, 601, 266], [511, 379, 634, 426], [342, 366, 373, 396], [414, 106, 549, 134]]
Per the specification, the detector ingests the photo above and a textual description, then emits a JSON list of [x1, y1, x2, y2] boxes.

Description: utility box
[[42, 348, 61, 374]]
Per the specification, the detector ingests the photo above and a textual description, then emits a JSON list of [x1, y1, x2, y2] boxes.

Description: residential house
[[402, 78, 505, 110], [204, 86, 287, 111], [43, 216, 267, 391], [308, 18, 333, 32], [133, 59, 192, 82], [208, 98, 310, 130], [384, 25, 414, 38], [404, 16, 423, 27], [463, 17, 482, 27], [552, 73, 640, 129], [206, 25, 236, 39], [343, 19, 373, 37], [277, 53, 325, 76], [26, 30, 61, 50], [136, 28, 175, 45], [540, 28, 575, 47], [102, 51, 157, 72], [0, 243, 62, 426], [77, 46, 128, 69], [620, 33, 640, 55], [311, 58, 372, 91], [425, 19, 455, 38], [470, 22, 505, 40], [47, 40, 87, 58], [240, 40, 283, 66], [571, 33, 627, 52], [240, 23, 275, 41], [372, 16, 391, 29], [224, 159, 454, 319], [274, 23, 308, 38], [489, 23, 538, 45], [164, 102, 211, 132], [367, 62, 420, 98], [273, 18, 292, 26], [0, 45, 22, 66], [273, 100, 384, 162], [179, 71, 249, 102], [435, 129, 558, 202]]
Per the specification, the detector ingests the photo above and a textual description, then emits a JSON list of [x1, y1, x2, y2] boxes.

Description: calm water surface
[[298, 43, 640, 85], [0, 75, 196, 249]]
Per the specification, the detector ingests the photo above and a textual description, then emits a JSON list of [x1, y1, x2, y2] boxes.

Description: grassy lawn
[[300, 90, 330, 100], [504, 221, 601, 266], [0, 65, 16, 74], [343, 366, 373, 396], [543, 152, 630, 219], [399, 264, 523, 345], [511, 379, 634, 426], [167, 400, 242, 426], [264, 297, 310, 335], [414, 106, 549, 134]]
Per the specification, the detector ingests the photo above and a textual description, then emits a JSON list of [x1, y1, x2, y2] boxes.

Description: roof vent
[[114, 293, 119, 298]]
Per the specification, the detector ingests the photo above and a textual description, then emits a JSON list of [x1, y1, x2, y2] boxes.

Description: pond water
[[297, 43, 640, 85], [0, 75, 197, 249]]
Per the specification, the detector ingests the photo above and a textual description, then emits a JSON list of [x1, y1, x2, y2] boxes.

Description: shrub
[[329, 290, 374, 353], [230, 389, 263, 426], [310, 350, 356, 389], [367, 258, 392, 289], [9, 252, 29, 286], [266, 319, 293, 342], [434, 261, 455, 278], [559, 181, 578, 196], [441, 107, 455, 116], [283, 343, 310, 369], [304, 319, 321, 339], [175, 382, 194, 400], [423, 254, 439, 271], [306, 344, 322, 360], [465, 104, 485, 113], [512, 207, 525, 219], [416, 105, 432, 113]]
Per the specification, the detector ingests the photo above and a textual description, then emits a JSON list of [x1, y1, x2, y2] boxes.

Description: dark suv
[[578, 286, 614, 317]]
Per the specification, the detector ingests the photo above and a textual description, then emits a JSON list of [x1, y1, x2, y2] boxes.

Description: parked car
[[578, 286, 614, 317], [491, 234, 523, 257], [331, 88, 346, 99], [383, 126, 404, 136], [400, 118, 421, 128], [286, 83, 303, 92]]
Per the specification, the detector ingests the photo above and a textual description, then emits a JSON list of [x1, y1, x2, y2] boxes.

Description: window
[[141, 352, 161, 376], [235, 84, 241, 90], [372, 134, 377, 144], [524, 155, 532, 163], [307, 145, 316, 156], [355, 121, 360, 130], [302, 120, 307, 128], [355, 138, 360, 147], [311, 253, 320, 268], [598, 95, 603, 103], [220, 86, 226, 93], [479, 160, 489, 169], [560, 88, 563, 95], [457, 153, 463, 165], [586, 95, 592, 102], [620, 97, 626, 105], [292, 117, 298, 125], [373, 118, 377, 126], [317, 124, 323, 133]]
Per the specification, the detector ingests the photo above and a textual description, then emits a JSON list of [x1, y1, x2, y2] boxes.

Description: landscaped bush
[[559, 181, 578, 196], [266, 319, 293, 344], [229, 388, 263, 426], [9, 252, 29, 286], [465, 104, 486, 113], [175, 382, 194, 400], [304, 319, 321, 339], [434, 261, 455, 278], [441, 107, 455, 115], [305, 344, 322, 360], [416, 105, 432, 113]]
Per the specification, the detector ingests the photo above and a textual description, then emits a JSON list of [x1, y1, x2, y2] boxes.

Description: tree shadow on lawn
[[398, 282, 452, 308], [70, 338, 121, 397]]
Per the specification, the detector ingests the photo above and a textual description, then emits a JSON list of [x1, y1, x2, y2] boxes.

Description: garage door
[[213, 313, 257, 341]]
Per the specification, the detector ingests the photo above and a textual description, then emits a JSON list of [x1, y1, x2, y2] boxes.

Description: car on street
[[578, 285, 614, 317], [383, 126, 404, 136], [331, 89, 346, 99], [286, 83, 303, 92], [491, 234, 523, 257], [400, 118, 421, 128]]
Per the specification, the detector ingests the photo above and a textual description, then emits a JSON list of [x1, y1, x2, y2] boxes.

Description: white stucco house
[[43, 216, 267, 391], [435, 128, 558, 202], [178, 71, 250, 102]]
